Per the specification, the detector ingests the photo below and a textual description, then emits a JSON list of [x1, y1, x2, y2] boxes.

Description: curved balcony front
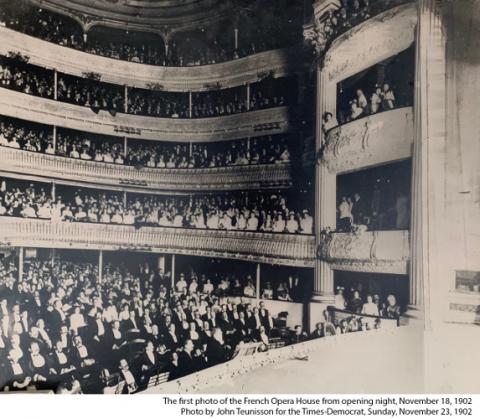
[[0, 217, 315, 268], [318, 230, 410, 274], [0, 88, 290, 142], [0, 147, 292, 192], [322, 107, 414, 174], [0, 26, 302, 92]]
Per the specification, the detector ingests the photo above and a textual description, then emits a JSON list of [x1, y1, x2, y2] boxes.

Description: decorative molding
[[324, 3, 417, 82], [0, 88, 290, 142], [0, 147, 293, 192], [0, 218, 315, 268], [322, 107, 414, 174], [318, 230, 410, 274], [0, 26, 303, 92]]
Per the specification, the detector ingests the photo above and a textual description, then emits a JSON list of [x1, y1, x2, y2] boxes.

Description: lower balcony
[[322, 107, 413, 174], [318, 230, 410, 274], [0, 147, 292, 191], [0, 217, 315, 268]]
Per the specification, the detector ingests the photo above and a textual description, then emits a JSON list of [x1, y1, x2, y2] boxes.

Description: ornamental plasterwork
[[318, 230, 409, 274], [324, 3, 417, 82], [322, 107, 414, 174]]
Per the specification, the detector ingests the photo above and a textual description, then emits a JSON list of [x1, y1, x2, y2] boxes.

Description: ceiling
[[31, 0, 242, 34]]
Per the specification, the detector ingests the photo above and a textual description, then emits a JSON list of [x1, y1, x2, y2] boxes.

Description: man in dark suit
[[234, 311, 249, 344], [206, 328, 229, 367], [177, 339, 195, 378], [258, 301, 270, 333]]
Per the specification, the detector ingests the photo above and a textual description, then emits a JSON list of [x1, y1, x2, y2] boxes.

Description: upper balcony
[[0, 87, 290, 142], [318, 229, 410, 274], [0, 147, 292, 192], [0, 26, 304, 92], [0, 217, 316, 268], [322, 107, 413, 174], [305, 0, 414, 58]]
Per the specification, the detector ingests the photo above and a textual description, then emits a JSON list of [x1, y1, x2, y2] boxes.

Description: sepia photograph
[[0, 0, 478, 403]]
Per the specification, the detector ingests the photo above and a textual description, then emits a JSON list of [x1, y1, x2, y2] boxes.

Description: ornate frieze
[[0, 218, 315, 268], [322, 107, 414, 174], [318, 230, 410, 274], [0, 147, 293, 192]]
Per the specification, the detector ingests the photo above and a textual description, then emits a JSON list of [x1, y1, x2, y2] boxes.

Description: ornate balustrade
[[0, 218, 315, 268], [143, 327, 399, 393], [0, 26, 302, 92], [318, 230, 410, 274], [0, 88, 289, 142], [0, 147, 292, 192], [322, 107, 414, 174]]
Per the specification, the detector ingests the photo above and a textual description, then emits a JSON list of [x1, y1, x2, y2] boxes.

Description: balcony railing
[[0, 88, 289, 142], [322, 107, 414, 174], [318, 230, 410, 274], [0, 147, 292, 191], [0, 217, 315, 268], [0, 26, 302, 92]]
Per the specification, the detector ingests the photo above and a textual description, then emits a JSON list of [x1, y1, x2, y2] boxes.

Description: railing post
[[246, 83, 251, 111], [123, 191, 127, 207], [234, 27, 239, 51], [51, 182, 56, 201], [124, 137, 128, 157], [53, 69, 58, 100], [189, 142, 193, 157], [171, 254, 176, 290], [124, 85, 129, 113], [52, 125, 57, 151], [18, 247, 24, 281], [98, 250, 103, 283], [256, 263, 261, 302], [188, 92, 193, 118]]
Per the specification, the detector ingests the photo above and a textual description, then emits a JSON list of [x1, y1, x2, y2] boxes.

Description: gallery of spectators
[[0, 0, 478, 394]]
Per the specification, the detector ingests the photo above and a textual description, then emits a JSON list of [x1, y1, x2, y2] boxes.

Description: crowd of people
[[0, 55, 291, 119], [0, 253, 397, 393], [0, 0, 302, 67], [322, 82, 398, 133], [0, 117, 292, 169], [0, 56, 53, 99], [321, 0, 407, 46], [333, 286, 402, 319], [0, 181, 314, 234]]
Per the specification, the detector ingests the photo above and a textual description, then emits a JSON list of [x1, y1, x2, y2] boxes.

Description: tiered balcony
[[0, 87, 289, 142], [0, 26, 303, 92], [0, 147, 292, 191], [0, 218, 315, 268], [322, 107, 413, 174], [318, 230, 410, 274]]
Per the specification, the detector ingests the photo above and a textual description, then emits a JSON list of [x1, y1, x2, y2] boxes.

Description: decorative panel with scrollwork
[[318, 230, 410, 274], [322, 107, 413, 174]]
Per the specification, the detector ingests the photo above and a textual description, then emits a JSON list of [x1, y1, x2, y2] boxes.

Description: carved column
[[409, 0, 446, 326]]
